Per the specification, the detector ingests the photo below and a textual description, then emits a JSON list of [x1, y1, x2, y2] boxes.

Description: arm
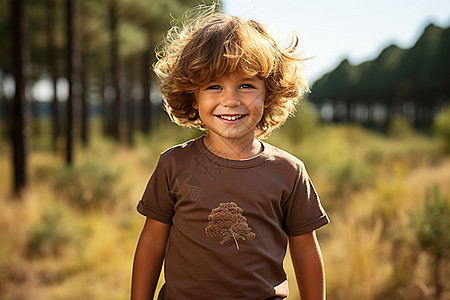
[[131, 217, 171, 300], [289, 231, 326, 300]]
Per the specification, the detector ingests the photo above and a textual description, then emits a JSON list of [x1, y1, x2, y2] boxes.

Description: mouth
[[217, 115, 245, 121]]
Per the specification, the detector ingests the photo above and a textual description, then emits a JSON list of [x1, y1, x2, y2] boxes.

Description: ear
[[192, 99, 198, 109]]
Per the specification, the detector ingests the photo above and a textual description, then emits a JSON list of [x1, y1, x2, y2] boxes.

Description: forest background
[[1, 0, 449, 299]]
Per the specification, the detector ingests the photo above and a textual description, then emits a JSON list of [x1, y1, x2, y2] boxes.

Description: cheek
[[255, 103, 264, 117], [253, 95, 266, 113], [248, 98, 265, 123]]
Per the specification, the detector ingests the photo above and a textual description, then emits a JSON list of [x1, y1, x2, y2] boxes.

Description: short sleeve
[[137, 155, 175, 224], [282, 163, 329, 236]]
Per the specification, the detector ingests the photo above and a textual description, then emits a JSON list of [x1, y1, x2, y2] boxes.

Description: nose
[[221, 89, 240, 107]]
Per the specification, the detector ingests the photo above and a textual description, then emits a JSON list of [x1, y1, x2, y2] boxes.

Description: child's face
[[194, 72, 265, 142]]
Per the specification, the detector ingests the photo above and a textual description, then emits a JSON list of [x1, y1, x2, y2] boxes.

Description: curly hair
[[154, 7, 309, 139]]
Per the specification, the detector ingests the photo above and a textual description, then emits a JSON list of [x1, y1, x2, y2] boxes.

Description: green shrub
[[330, 159, 375, 196], [25, 206, 79, 259], [409, 185, 449, 298], [54, 160, 122, 212], [34, 162, 59, 183], [410, 184, 449, 259], [433, 107, 450, 153], [388, 115, 413, 138], [279, 99, 319, 144]]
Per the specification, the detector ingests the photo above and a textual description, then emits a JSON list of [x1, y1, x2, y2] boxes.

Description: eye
[[239, 84, 254, 89], [205, 85, 221, 90]]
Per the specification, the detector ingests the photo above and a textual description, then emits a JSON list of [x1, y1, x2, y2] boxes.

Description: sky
[[222, 0, 450, 83]]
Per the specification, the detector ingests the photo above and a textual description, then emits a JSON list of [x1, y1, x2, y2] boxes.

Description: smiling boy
[[131, 7, 329, 300]]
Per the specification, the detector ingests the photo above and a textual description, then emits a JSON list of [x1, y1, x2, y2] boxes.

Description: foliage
[[311, 24, 450, 101], [279, 124, 376, 202], [373, 164, 407, 225], [409, 184, 449, 298], [329, 158, 375, 197], [280, 99, 319, 143], [25, 205, 80, 259], [433, 107, 450, 153], [311, 59, 362, 99], [410, 184, 450, 259], [53, 159, 122, 212], [388, 115, 413, 138], [0, 0, 215, 76]]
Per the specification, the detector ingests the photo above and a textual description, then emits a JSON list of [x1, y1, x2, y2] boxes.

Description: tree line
[[1, 0, 215, 196], [309, 23, 450, 126]]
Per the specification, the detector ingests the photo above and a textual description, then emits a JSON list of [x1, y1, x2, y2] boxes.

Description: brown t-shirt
[[137, 138, 329, 300]]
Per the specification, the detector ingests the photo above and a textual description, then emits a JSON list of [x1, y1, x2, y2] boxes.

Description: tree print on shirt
[[205, 202, 256, 250]]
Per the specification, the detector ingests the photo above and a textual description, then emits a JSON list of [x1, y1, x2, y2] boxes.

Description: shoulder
[[262, 142, 306, 172], [149, 138, 201, 177], [159, 138, 199, 161], [150, 138, 199, 173]]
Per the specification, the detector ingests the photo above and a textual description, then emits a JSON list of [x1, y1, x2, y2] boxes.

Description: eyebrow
[[211, 76, 261, 82], [242, 77, 261, 81]]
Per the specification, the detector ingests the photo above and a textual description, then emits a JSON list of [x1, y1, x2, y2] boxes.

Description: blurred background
[[0, 0, 449, 299]]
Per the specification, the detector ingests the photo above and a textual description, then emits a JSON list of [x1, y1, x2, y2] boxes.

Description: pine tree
[[205, 202, 256, 250]]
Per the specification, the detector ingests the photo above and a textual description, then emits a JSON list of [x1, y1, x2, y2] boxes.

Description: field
[[0, 109, 449, 299]]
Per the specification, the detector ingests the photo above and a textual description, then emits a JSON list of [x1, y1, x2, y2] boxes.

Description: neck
[[203, 135, 262, 160]]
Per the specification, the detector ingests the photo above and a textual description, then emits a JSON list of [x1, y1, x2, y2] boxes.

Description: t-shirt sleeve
[[137, 154, 175, 224], [282, 163, 329, 236]]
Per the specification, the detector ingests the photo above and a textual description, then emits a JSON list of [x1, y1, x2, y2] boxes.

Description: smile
[[217, 115, 245, 121]]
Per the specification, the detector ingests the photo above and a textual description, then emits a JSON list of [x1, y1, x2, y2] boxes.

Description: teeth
[[220, 115, 242, 121]]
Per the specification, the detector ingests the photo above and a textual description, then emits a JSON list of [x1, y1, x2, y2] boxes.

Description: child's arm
[[289, 231, 326, 300], [131, 217, 170, 300]]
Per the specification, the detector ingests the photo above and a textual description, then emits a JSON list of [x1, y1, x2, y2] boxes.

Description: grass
[[0, 115, 449, 299]]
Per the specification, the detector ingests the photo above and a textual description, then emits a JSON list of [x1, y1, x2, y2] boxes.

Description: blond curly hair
[[154, 6, 309, 139]]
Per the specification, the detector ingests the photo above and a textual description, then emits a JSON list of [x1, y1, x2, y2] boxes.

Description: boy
[[132, 6, 329, 300]]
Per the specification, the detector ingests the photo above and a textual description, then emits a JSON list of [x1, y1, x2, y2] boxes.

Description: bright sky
[[222, 0, 450, 83]]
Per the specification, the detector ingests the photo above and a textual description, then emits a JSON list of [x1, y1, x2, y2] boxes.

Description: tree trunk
[[80, 49, 89, 147], [47, 0, 60, 153], [127, 58, 136, 147], [110, 0, 120, 141], [101, 76, 109, 136], [0, 71, 6, 140], [66, 0, 78, 165], [11, 0, 29, 196], [141, 49, 151, 135], [79, 1, 90, 147]]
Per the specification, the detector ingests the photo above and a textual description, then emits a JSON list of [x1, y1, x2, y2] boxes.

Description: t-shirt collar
[[193, 137, 271, 169]]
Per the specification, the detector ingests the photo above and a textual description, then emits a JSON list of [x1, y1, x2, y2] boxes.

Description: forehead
[[210, 72, 264, 83]]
